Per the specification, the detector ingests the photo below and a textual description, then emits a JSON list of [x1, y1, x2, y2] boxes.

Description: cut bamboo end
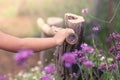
[[64, 13, 84, 44], [66, 33, 78, 45], [65, 13, 85, 24]]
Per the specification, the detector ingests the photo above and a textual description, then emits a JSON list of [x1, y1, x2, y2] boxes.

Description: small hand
[[53, 28, 74, 45]]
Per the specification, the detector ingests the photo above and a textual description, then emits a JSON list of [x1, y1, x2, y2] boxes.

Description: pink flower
[[81, 8, 88, 14], [116, 54, 120, 60], [40, 76, 52, 80], [83, 61, 94, 68], [98, 63, 107, 70], [61, 52, 77, 67], [81, 43, 94, 53], [44, 64, 56, 75], [108, 63, 116, 70], [69, 72, 78, 78], [92, 26, 99, 31], [78, 56, 88, 63], [98, 50, 103, 54], [0, 76, 5, 80], [14, 49, 34, 66]]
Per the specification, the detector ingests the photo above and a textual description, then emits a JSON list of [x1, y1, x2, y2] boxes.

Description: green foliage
[[19, 0, 95, 19], [84, 0, 120, 45]]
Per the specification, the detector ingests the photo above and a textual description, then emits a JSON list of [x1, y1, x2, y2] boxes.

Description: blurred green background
[[0, 0, 96, 37], [0, 0, 119, 42]]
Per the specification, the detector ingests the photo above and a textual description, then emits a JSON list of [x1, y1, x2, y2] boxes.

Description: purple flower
[[109, 32, 120, 40], [81, 43, 87, 48], [83, 61, 94, 68], [0, 76, 5, 80], [106, 36, 112, 43], [73, 50, 84, 57], [69, 72, 78, 78], [109, 43, 120, 54], [44, 64, 56, 75], [14, 49, 34, 66], [109, 46, 116, 54], [61, 52, 77, 67], [108, 63, 117, 70], [40, 76, 52, 80], [78, 56, 88, 63], [112, 32, 120, 40], [92, 26, 99, 31], [98, 50, 103, 54], [87, 34, 98, 40], [116, 42, 120, 51], [98, 63, 107, 70], [116, 54, 120, 60], [81, 8, 88, 14], [64, 63, 71, 68], [81, 43, 94, 53], [92, 23, 100, 31]]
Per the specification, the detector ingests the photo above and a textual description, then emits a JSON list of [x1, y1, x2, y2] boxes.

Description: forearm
[[0, 31, 57, 52], [0, 37, 57, 52], [0, 27, 73, 52], [21, 37, 57, 52], [0, 32, 23, 52]]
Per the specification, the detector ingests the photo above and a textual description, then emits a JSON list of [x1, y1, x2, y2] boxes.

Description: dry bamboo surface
[[55, 13, 85, 80]]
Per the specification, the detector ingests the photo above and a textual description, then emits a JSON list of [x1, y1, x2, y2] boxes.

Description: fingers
[[51, 26, 63, 34], [65, 29, 78, 45], [37, 18, 45, 27], [65, 28, 75, 36], [67, 28, 74, 33]]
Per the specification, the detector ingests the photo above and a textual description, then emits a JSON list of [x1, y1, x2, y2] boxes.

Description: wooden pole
[[37, 17, 64, 67], [55, 13, 85, 80]]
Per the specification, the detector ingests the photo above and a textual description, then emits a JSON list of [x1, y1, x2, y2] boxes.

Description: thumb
[[66, 28, 75, 36]]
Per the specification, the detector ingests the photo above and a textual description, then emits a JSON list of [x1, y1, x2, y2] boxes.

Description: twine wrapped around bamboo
[[55, 13, 85, 80]]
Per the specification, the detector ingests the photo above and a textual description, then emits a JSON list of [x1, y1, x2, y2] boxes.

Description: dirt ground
[[0, 16, 41, 77], [0, 50, 40, 75]]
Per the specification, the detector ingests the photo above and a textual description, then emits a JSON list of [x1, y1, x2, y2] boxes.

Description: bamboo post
[[37, 17, 64, 67], [47, 17, 63, 27], [55, 13, 85, 80]]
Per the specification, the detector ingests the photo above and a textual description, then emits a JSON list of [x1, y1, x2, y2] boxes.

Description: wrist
[[53, 37, 64, 46], [53, 37, 57, 46], [53, 37, 60, 46]]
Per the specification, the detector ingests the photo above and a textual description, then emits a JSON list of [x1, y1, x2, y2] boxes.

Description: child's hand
[[53, 28, 74, 45]]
